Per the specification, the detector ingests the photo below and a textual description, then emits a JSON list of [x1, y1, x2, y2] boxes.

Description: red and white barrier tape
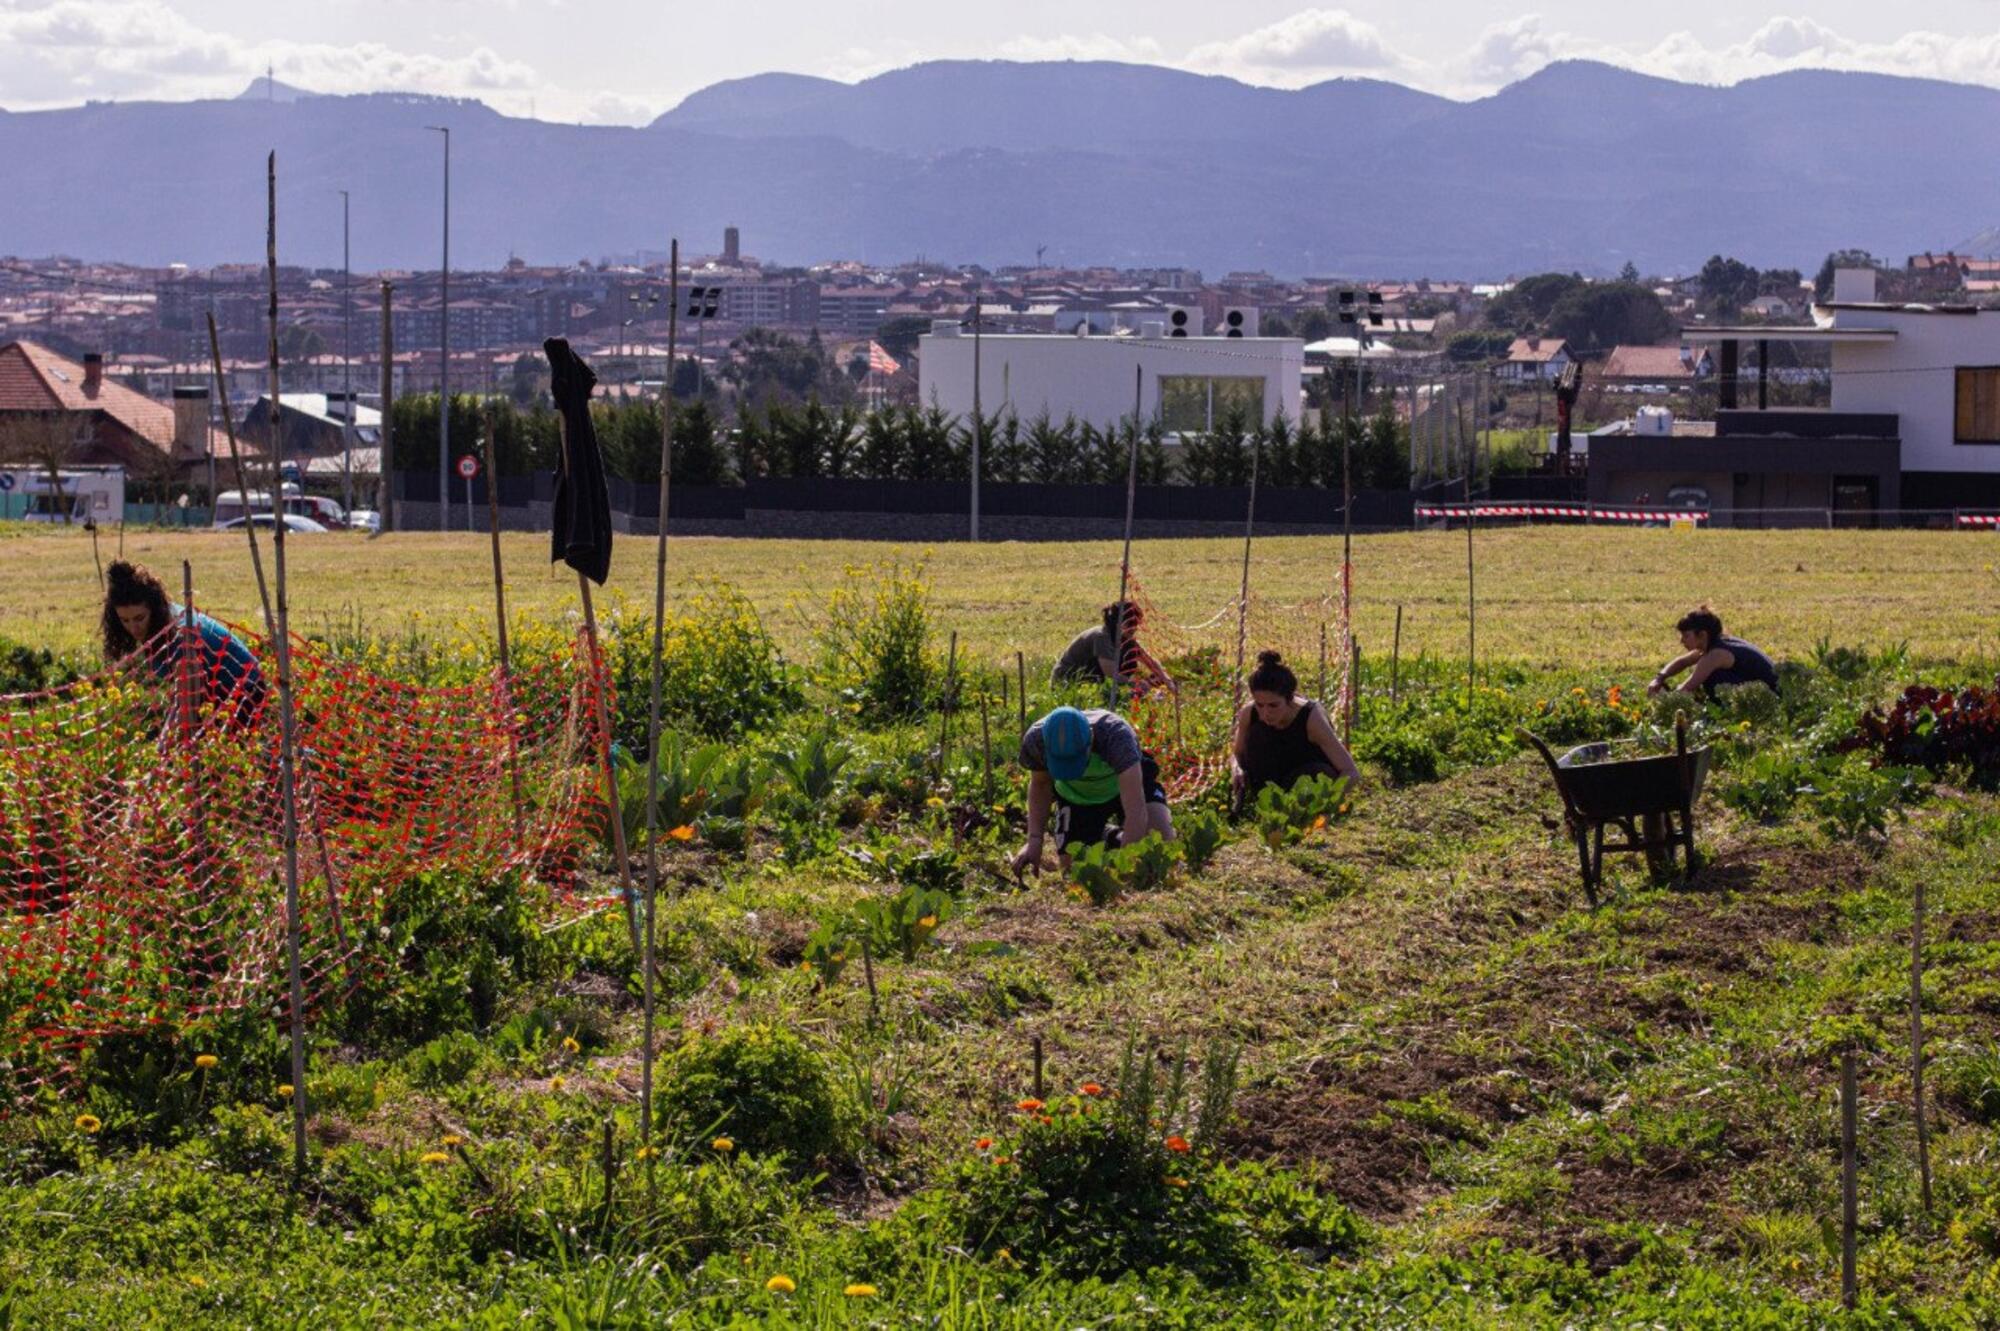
[[1416, 504, 1708, 523], [1959, 514, 2000, 527]]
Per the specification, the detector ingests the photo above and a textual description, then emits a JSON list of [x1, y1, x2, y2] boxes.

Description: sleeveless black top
[[1707, 636, 1779, 696], [1242, 699, 1322, 783]]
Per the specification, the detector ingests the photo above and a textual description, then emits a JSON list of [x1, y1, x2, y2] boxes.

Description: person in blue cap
[[1011, 705, 1174, 875]]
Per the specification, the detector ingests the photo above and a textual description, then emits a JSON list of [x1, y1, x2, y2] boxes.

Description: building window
[[1954, 366, 2000, 443], [1158, 376, 1266, 433]]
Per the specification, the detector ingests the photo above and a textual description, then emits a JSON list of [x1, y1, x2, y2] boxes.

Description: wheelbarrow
[[1518, 715, 1711, 904]]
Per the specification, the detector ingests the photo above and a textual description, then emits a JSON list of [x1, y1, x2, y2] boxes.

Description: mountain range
[[3, 59, 1998, 276]]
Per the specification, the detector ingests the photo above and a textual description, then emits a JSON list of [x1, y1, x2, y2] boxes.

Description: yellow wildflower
[[550, 1076, 567, 1092], [420, 1151, 450, 1165], [440, 1134, 464, 1148], [194, 1054, 219, 1070], [916, 914, 938, 929], [277, 1084, 294, 1098], [73, 1113, 102, 1134], [712, 1136, 735, 1152], [635, 1145, 658, 1161], [843, 1284, 878, 1298], [668, 825, 696, 842], [561, 1036, 581, 1054], [765, 1275, 796, 1294]]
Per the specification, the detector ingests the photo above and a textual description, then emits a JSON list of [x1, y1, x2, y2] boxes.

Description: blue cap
[[1042, 706, 1092, 781]]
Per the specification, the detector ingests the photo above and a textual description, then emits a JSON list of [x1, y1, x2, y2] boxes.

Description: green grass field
[[3, 522, 2000, 1326], [4, 524, 1998, 670]]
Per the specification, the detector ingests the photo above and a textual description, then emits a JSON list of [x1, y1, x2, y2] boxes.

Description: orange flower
[[1166, 1175, 1189, 1188], [1607, 685, 1623, 708], [975, 1137, 994, 1151], [1078, 1083, 1105, 1097], [1310, 815, 1327, 831], [993, 1155, 1012, 1165], [1038, 1114, 1053, 1125], [667, 824, 696, 842], [1164, 1135, 1191, 1153], [1015, 1098, 1044, 1112]]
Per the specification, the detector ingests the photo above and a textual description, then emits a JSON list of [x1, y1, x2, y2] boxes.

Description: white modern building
[[1589, 268, 2000, 521], [917, 325, 1304, 434]]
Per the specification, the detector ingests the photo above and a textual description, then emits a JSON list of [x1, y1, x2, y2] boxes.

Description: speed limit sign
[[456, 454, 480, 479]]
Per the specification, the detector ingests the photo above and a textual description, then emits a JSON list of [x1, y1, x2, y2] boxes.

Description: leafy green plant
[[1719, 747, 1815, 823], [850, 885, 954, 962], [656, 1023, 843, 1167], [1067, 834, 1181, 906], [1806, 758, 1926, 844], [767, 726, 855, 803], [1178, 808, 1228, 874], [1253, 774, 1350, 848], [813, 560, 935, 723], [603, 583, 801, 745], [884, 844, 965, 896]]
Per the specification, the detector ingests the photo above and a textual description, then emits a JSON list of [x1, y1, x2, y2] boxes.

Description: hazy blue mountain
[[3, 59, 1998, 275]]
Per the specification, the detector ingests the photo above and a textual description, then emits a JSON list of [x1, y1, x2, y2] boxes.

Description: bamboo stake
[[1032, 1034, 1045, 1100], [1317, 621, 1328, 703], [1230, 428, 1261, 717], [205, 314, 274, 632], [981, 689, 995, 805], [1464, 403, 1478, 708], [577, 569, 642, 959], [481, 417, 524, 844], [87, 520, 103, 590], [265, 152, 309, 1179], [379, 281, 395, 532], [1390, 604, 1404, 703], [1841, 1052, 1858, 1310], [937, 630, 959, 773], [640, 239, 681, 1191], [1016, 650, 1027, 733], [1349, 636, 1361, 735], [1912, 876, 1933, 1215], [1112, 364, 1141, 712]]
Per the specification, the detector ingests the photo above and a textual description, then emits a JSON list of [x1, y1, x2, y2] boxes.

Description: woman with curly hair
[[102, 560, 266, 726]]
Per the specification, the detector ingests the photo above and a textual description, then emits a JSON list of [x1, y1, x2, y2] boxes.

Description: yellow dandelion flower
[[561, 1036, 581, 1054], [843, 1284, 878, 1298], [712, 1136, 735, 1152], [73, 1113, 102, 1134], [765, 1274, 796, 1294], [420, 1151, 450, 1165], [194, 1054, 218, 1070], [550, 1076, 567, 1092], [187, 1274, 206, 1289], [635, 1145, 658, 1161], [916, 914, 938, 929], [926, 796, 945, 808], [440, 1134, 464, 1148], [278, 1084, 294, 1098]]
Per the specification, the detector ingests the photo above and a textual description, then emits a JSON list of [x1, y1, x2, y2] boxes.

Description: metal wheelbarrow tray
[[1519, 716, 1711, 904]]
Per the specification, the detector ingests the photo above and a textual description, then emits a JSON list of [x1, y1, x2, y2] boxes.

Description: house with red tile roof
[[0, 340, 219, 472], [1498, 335, 1572, 383], [1600, 343, 1711, 383]]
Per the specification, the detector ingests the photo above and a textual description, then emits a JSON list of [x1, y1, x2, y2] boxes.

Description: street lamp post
[[426, 125, 450, 532], [339, 188, 353, 520]]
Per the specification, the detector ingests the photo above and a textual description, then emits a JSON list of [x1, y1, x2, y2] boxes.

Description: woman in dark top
[[1648, 605, 1779, 699], [1050, 600, 1175, 695], [1230, 651, 1362, 800]]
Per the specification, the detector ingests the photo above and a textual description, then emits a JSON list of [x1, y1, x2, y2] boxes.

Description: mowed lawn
[[2, 523, 1995, 670]]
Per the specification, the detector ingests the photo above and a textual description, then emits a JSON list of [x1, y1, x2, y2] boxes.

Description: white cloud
[[997, 33, 1166, 65], [1184, 9, 1404, 85]]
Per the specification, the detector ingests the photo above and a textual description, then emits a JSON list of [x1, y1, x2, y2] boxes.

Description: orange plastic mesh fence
[[0, 613, 611, 1097]]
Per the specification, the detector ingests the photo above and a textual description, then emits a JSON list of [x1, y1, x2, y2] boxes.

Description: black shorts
[[1052, 755, 1167, 854]]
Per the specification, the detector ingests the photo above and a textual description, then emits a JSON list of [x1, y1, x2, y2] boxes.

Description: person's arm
[[1012, 771, 1054, 875], [1113, 764, 1149, 847], [1304, 705, 1363, 788], [1648, 649, 1703, 696], [1678, 646, 1738, 696], [1129, 641, 1175, 692]]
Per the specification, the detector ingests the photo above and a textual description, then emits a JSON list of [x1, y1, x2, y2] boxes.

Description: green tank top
[[1054, 753, 1121, 806]]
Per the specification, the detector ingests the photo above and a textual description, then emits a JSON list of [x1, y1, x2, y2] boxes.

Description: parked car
[[285, 494, 348, 529], [219, 513, 329, 533], [345, 508, 382, 534]]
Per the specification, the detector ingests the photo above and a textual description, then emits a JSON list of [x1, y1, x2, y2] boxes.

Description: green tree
[[1545, 282, 1673, 353], [1618, 261, 1641, 284], [1813, 250, 1883, 301], [1484, 273, 1586, 333], [1294, 307, 1334, 342], [873, 314, 931, 363], [1698, 255, 1761, 319]]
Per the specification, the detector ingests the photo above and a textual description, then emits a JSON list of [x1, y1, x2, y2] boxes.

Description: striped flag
[[867, 341, 902, 377]]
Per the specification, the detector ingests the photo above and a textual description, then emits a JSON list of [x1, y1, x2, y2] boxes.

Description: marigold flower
[[561, 1036, 581, 1054], [916, 914, 938, 929], [712, 1136, 735, 1152], [766, 1274, 796, 1294], [1078, 1083, 1105, 1096], [1164, 1134, 1191, 1153], [667, 824, 696, 842], [1310, 815, 1327, 831], [975, 1137, 994, 1150], [993, 1155, 1012, 1165], [194, 1054, 219, 1070], [1607, 686, 1623, 707], [420, 1151, 450, 1165], [1166, 1175, 1189, 1188], [73, 1113, 102, 1134], [843, 1283, 878, 1298], [1015, 1098, 1044, 1112]]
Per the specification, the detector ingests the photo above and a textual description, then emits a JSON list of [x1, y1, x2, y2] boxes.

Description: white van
[[213, 483, 302, 528], [5, 468, 125, 523]]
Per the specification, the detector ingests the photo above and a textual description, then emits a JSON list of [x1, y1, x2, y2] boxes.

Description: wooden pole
[[206, 314, 274, 632], [1230, 428, 1262, 717], [379, 281, 396, 532], [1349, 636, 1361, 735], [577, 570, 643, 959], [937, 630, 959, 772], [1032, 1034, 1045, 1100], [640, 240, 681, 1189], [1016, 650, 1027, 733], [265, 152, 309, 1179], [481, 417, 524, 844], [1464, 397, 1477, 708], [1841, 1051, 1858, 1310], [1111, 364, 1142, 712], [1317, 621, 1328, 702], [1390, 603, 1404, 703], [87, 520, 103, 590], [980, 688, 995, 806], [1912, 875, 1933, 1215]]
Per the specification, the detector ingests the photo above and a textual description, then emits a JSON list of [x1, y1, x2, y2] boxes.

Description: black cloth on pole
[[545, 337, 612, 585]]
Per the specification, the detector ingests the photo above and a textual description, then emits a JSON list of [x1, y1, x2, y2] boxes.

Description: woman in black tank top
[[1230, 651, 1363, 799], [1649, 605, 1780, 700]]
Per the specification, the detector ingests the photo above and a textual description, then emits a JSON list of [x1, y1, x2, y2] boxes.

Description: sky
[[7, 0, 2000, 125]]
